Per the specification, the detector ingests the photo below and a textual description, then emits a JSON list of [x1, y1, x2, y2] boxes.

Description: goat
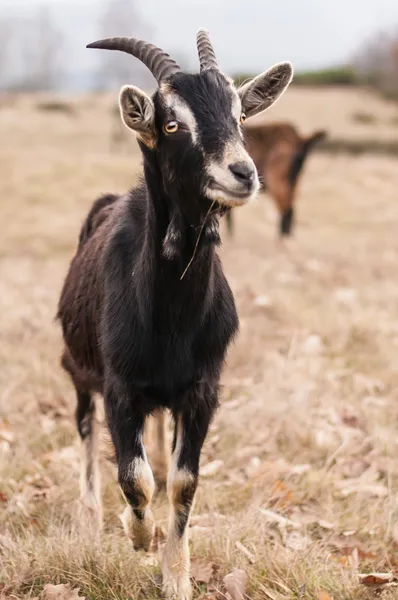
[[225, 122, 326, 237], [57, 30, 293, 600]]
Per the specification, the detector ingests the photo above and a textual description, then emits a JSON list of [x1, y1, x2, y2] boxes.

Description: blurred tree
[[95, 0, 153, 90], [353, 28, 398, 100], [5, 5, 64, 92], [0, 17, 13, 89], [30, 5, 64, 91]]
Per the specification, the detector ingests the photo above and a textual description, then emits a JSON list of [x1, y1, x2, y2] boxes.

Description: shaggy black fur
[[57, 69, 241, 532]]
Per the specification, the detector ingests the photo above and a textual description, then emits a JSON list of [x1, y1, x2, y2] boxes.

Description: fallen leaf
[[235, 541, 256, 564], [359, 573, 394, 586], [340, 410, 361, 429], [200, 460, 224, 478], [0, 492, 8, 503], [270, 480, 295, 507], [223, 569, 247, 600], [190, 558, 219, 584], [42, 583, 85, 599]]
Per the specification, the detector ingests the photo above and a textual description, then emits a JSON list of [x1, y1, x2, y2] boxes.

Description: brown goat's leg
[[144, 409, 169, 491], [162, 402, 215, 600], [76, 391, 103, 531]]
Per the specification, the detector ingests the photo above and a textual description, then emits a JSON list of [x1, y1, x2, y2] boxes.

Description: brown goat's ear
[[119, 85, 156, 148], [238, 62, 293, 119]]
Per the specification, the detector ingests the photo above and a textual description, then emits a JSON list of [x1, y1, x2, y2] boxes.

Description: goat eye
[[240, 113, 247, 124], [163, 121, 179, 134]]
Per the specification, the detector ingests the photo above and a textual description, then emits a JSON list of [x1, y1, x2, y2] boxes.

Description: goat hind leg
[[144, 409, 169, 491], [76, 390, 103, 530]]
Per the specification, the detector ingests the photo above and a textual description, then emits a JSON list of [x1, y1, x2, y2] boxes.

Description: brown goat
[[226, 122, 326, 236]]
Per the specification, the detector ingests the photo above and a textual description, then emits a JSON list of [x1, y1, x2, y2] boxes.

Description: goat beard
[[162, 204, 223, 260]]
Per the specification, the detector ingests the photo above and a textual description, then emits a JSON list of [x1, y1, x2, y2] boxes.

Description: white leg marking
[[120, 455, 155, 551], [162, 418, 195, 600], [79, 416, 102, 530]]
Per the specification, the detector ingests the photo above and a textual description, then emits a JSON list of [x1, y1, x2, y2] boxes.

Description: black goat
[[57, 30, 293, 600]]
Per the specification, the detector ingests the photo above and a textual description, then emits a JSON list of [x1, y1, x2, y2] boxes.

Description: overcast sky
[[2, 0, 398, 75]]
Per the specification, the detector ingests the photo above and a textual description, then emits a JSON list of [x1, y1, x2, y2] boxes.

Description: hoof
[[120, 505, 155, 552], [162, 574, 192, 600]]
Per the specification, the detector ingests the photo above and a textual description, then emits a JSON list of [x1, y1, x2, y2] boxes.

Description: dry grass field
[[1, 86, 398, 600]]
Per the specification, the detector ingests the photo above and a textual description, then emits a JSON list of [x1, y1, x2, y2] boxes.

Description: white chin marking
[[205, 186, 257, 207]]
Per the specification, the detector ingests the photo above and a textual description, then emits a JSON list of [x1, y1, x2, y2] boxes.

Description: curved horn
[[86, 37, 181, 82], [196, 29, 219, 72]]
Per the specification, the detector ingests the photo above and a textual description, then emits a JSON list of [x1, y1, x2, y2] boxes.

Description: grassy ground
[[1, 88, 398, 599]]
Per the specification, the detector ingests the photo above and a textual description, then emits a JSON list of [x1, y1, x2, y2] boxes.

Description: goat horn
[[86, 37, 181, 82], [196, 29, 219, 72]]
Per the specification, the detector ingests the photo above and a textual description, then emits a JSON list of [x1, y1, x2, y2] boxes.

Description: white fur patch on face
[[162, 90, 199, 145], [205, 141, 259, 206], [230, 88, 242, 123]]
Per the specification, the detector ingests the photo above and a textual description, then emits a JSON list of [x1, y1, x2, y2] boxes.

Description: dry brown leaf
[[269, 480, 296, 507], [359, 573, 394, 586], [190, 558, 219, 584], [223, 569, 247, 600], [317, 591, 333, 600], [340, 409, 361, 429], [42, 583, 85, 600]]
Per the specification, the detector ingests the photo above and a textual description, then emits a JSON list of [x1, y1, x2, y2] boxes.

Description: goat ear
[[238, 62, 293, 119], [119, 85, 156, 148]]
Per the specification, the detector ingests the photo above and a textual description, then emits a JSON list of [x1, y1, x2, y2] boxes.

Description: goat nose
[[229, 162, 255, 186]]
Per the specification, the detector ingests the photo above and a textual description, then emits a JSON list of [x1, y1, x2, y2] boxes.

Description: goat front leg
[[162, 398, 217, 600], [106, 385, 155, 551]]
